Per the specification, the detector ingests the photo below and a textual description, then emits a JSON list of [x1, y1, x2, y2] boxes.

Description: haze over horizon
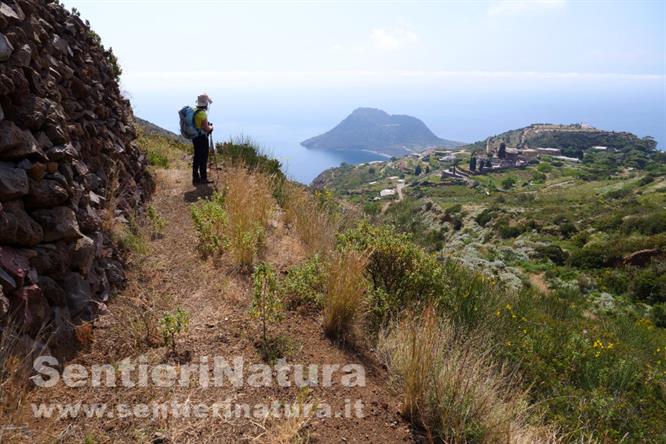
[[62, 0, 666, 151]]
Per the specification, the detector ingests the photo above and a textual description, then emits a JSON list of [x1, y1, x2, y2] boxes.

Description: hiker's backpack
[[178, 106, 203, 139]]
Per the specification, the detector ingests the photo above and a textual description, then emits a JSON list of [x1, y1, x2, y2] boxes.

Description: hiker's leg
[[192, 136, 207, 182], [200, 142, 210, 181], [192, 139, 202, 182]]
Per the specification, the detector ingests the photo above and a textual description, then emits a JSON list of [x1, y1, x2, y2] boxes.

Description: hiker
[[192, 93, 214, 185]]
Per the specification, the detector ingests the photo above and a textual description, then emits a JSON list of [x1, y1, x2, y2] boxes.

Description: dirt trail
[[12, 164, 414, 443], [381, 183, 406, 214]]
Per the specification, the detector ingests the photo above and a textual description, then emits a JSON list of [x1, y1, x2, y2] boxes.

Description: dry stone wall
[[0, 0, 151, 349]]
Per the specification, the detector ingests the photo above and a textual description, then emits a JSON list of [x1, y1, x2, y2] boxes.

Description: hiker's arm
[[201, 118, 213, 134]]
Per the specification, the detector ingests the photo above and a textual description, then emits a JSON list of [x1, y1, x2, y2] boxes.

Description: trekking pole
[[209, 132, 220, 189]]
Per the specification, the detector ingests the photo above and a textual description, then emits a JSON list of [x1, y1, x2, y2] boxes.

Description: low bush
[[497, 221, 524, 239], [536, 244, 568, 265], [191, 192, 226, 256], [218, 138, 284, 180], [160, 308, 190, 355], [475, 208, 496, 227], [337, 222, 446, 326], [281, 255, 325, 309], [621, 211, 666, 235], [653, 303, 666, 328], [569, 243, 618, 268], [631, 265, 666, 304], [251, 262, 284, 361]]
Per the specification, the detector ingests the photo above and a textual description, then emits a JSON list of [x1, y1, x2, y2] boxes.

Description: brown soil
[[4, 165, 416, 443], [529, 273, 550, 295]]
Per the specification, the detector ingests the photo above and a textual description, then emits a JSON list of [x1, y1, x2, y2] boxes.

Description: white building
[[380, 189, 396, 197]]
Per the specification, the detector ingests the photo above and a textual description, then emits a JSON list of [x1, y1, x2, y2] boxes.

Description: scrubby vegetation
[[191, 166, 274, 270], [311, 140, 666, 441], [136, 125, 190, 168], [184, 134, 666, 441]]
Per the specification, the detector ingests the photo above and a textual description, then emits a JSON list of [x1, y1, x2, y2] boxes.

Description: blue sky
[[61, 0, 666, 149], [62, 0, 665, 77]]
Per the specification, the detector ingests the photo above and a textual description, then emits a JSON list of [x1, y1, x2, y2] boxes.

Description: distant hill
[[301, 107, 463, 156], [135, 117, 189, 145], [463, 123, 657, 159]]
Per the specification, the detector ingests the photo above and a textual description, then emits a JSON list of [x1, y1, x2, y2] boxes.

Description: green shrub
[[190, 192, 226, 256], [606, 187, 632, 199], [444, 204, 462, 216], [652, 302, 666, 328], [559, 222, 578, 238], [653, 303, 666, 328], [160, 308, 190, 354], [531, 171, 546, 183], [219, 139, 284, 180], [363, 201, 380, 216], [496, 289, 666, 441], [631, 266, 666, 304], [501, 176, 515, 189], [251, 263, 284, 360], [569, 243, 616, 268], [337, 222, 447, 326], [338, 222, 504, 330], [281, 255, 325, 309], [597, 269, 630, 295], [147, 150, 169, 168], [537, 163, 553, 173], [475, 208, 495, 227], [536, 244, 568, 265], [497, 221, 524, 239], [621, 212, 666, 235]]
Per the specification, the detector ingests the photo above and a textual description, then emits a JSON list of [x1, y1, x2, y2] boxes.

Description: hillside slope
[[464, 123, 657, 160], [309, 142, 666, 441]]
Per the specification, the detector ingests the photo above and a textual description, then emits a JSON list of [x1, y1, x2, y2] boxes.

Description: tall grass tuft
[[283, 183, 339, 255], [378, 307, 555, 444], [322, 250, 368, 343], [191, 166, 275, 270], [222, 166, 275, 270]]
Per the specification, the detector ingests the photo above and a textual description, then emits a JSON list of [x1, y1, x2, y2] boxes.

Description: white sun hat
[[196, 93, 213, 107]]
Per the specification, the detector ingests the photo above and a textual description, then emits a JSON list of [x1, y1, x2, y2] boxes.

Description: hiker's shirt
[[194, 109, 208, 137]]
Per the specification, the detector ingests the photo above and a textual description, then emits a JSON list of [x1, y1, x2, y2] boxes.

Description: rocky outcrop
[[0, 0, 151, 349]]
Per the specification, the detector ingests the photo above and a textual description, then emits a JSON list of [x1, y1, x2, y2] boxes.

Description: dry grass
[[283, 184, 338, 256], [0, 321, 49, 422], [322, 250, 368, 344], [378, 307, 557, 444], [253, 389, 317, 444], [221, 166, 275, 270]]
